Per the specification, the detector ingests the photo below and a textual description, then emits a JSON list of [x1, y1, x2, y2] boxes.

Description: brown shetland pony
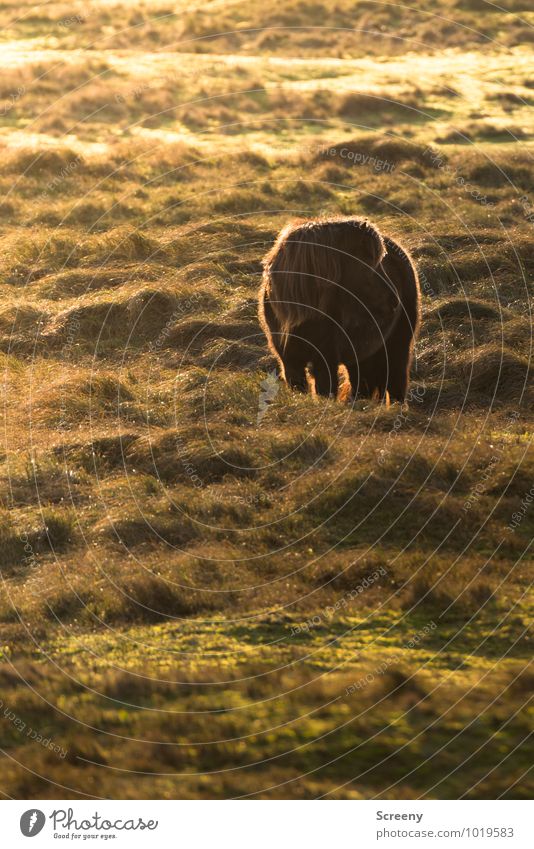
[[258, 216, 421, 401]]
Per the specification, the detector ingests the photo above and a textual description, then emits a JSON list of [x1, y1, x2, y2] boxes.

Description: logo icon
[[20, 810, 46, 837], [257, 369, 279, 424]]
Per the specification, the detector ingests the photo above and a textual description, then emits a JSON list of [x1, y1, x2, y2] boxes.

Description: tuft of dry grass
[[0, 0, 532, 802]]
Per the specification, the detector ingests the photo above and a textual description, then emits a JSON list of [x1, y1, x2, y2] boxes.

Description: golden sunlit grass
[[0, 0, 532, 800]]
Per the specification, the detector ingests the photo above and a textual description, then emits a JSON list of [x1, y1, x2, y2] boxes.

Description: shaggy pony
[[258, 216, 421, 402]]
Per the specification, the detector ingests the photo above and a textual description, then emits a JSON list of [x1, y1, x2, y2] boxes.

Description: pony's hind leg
[[281, 324, 339, 397], [284, 362, 308, 392], [312, 358, 339, 398], [347, 358, 386, 400], [305, 321, 339, 398], [281, 335, 310, 392]]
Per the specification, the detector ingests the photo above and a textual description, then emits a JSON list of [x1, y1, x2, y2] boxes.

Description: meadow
[[0, 0, 532, 798]]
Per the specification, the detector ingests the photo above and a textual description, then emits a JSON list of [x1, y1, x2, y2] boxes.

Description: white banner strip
[[4, 800, 532, 848]]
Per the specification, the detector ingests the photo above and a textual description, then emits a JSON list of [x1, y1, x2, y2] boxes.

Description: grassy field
[[0, 0, 532, 799]]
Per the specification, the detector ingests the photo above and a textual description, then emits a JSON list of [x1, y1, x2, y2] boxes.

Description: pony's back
[[262, 217, 386, 343]]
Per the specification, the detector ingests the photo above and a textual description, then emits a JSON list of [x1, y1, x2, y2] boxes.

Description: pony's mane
[[262, 216, 386, 344]]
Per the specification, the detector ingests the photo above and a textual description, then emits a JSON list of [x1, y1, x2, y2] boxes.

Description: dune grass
[[0, 0, 532, 800]]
